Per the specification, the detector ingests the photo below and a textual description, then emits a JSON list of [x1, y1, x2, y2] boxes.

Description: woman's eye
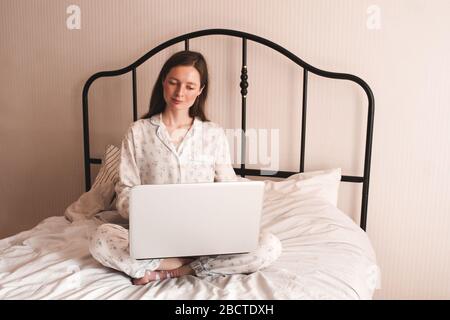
[[187, 87, 194, 90]]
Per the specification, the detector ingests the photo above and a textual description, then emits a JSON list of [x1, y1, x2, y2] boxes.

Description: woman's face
[[162, 65, 203, 113]]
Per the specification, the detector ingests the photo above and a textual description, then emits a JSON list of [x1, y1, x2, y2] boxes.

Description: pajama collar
[[148, 113, 203, 157]]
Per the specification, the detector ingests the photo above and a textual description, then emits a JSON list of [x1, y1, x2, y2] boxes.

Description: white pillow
[[250, 168, 341, 206]]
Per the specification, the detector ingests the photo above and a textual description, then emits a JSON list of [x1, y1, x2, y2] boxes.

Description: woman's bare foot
[[179, 257, 195, 266], [157, 257, 195, 270], [132, 264, 195, 285]]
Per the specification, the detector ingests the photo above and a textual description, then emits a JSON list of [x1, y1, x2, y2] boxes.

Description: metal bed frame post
[[240, 38, 248, 177], [132, 68, 137, 121], [300, 69, 308, 173], [82, 85, 92, 192]]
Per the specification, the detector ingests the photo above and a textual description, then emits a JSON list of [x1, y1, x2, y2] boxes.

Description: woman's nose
[[174, 85, 185, 97]]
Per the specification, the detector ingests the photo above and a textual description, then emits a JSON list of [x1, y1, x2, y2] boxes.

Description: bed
[[0, 29, 379, 299]]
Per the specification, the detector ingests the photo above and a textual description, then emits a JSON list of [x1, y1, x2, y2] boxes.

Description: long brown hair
[[141, 51, 209, 121]]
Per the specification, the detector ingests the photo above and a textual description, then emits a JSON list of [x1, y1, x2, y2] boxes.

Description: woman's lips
[[171, 98, 183, 104]]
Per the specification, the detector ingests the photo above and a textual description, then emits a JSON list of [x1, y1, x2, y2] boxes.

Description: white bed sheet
[[0, 195, 379, 299]]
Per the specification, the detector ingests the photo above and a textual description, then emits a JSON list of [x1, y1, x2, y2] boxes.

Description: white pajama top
[[115, 114, 237, 219]]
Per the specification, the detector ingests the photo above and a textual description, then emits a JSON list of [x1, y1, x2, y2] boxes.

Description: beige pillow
[[92, 144, 120, 189], [64, 181, 116, 222], [64, 145, 120, 221]]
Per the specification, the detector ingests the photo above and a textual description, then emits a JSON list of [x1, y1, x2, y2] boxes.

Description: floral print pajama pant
[[89, 223, 282, 279]]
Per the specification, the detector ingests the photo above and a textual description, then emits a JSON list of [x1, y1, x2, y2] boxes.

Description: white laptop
[[129, 181, 265, 260]]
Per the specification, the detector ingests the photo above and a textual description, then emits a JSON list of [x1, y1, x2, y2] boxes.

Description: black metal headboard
[[82, 29, 375, 230]]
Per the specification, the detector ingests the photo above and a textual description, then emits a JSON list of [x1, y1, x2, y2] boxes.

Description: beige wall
[[1, 0, 449, 299]]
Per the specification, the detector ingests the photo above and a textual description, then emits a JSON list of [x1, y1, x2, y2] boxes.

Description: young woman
[[89, 51, 282, 285]]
